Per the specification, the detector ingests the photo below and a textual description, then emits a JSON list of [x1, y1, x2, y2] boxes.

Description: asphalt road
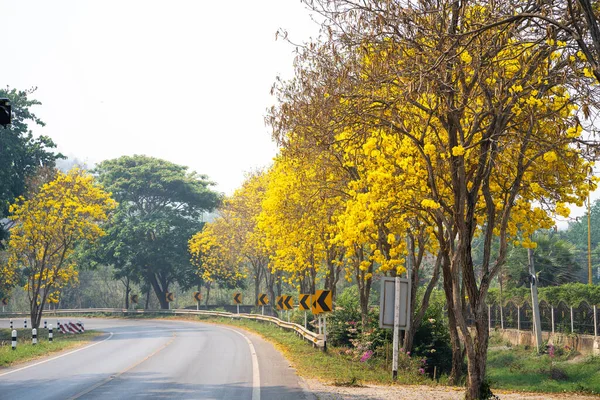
[[0, 317, 314, 400]]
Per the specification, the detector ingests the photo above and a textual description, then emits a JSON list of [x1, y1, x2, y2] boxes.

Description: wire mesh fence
[[485, 299, 598, 335]]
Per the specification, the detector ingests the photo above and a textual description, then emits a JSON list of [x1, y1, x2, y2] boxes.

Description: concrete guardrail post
[[11, 329, 16, 350], [49, 324, 53, 342], [32, 328, 37, 345]]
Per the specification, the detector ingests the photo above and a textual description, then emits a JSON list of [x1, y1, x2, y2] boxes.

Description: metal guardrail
[[0, 308, 325, 348]]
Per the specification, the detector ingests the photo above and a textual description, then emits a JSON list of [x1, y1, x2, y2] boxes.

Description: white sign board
[[379, 277, 411, 330]]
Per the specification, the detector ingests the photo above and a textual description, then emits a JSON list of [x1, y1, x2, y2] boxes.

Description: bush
[[328, 286, 362, 347], [412, 290, 453, 376]]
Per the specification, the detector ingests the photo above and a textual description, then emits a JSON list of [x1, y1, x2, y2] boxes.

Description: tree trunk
[[124, 278, 131, 309], [403, 253, 441, 352], [463, 309, 490, 400], [254, 272, 261, 307], [145, 289, 150, 309], [148, 273, 169, 309], [447, 305, 464, 385], [441, 252, 464, 385], [205, 283, 211, 306]]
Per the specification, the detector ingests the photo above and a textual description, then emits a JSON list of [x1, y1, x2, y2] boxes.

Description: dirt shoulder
[[304, 379, 599, 399]]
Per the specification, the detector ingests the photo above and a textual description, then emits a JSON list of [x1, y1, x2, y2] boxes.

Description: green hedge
[[488, 283, 600, 307]]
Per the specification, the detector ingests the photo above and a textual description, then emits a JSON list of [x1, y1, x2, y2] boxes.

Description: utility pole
[[528, 248, 543, 353], [588, 192, 593, 285]]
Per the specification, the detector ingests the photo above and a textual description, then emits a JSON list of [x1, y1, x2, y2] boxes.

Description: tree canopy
[[0, 87, 62, 246], [94, 155, 221, 309]]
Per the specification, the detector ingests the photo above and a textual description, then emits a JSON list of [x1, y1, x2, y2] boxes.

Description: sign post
[[299, 294, 311, 328], [233, 293, 242, 313], [193, 292, 202, 310], [257, 293, 268, 315], [312, 290, 332, 351], [165, 292, 174, 309], [379, 275, 411, 380]]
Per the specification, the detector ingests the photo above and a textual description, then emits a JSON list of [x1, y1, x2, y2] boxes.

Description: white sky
[[1, 0, 320, 195], [1, 0, 596, 228]]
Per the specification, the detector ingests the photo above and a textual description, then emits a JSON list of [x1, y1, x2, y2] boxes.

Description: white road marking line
[[219, 326, 261, 400], [109, 327, 202, 335], [67, 332, 177, 400], [0, 332, 114, 378]]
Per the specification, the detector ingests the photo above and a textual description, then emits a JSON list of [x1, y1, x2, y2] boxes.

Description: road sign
[[131, 294, 138, 304], [299, 294, 311, 310], [233, 293, 242, 304], [193, 292, 202, 302], [166, 292, 174, 302], [283, 295, 293, 310], [276, 296, 283, 310], [379, 277, 410, 329], [1, 297, 8, 306], [257, 293, 268, 306], [313, 290, 332, 313]]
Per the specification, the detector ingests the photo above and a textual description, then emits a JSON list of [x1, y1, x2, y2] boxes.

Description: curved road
[[0, 317, 314, 400]]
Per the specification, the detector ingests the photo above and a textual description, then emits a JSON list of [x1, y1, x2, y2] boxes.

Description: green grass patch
[[487, 344, 600, 395], [126, 313, 433, 386], [0, 328, 101, 368]]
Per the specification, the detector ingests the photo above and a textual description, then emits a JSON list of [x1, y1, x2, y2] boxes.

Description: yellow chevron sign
[[257, 293, 268, 306], [313, 290, 332, 313], [233, 293, 242, 304], [299, 294, 311, 311]]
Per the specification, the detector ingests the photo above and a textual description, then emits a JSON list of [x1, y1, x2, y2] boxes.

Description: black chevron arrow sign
[[299, 294, 310, 310], [283, 295, 293, 310], [233, 293, 242, 304], [258, 293, 268, 306], [276, 296, 284, 310], [315, 289, 332, 313]]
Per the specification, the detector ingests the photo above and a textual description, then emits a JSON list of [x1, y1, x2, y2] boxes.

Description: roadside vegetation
[[4, 1, 600, 398], [0, 328, 100, 367]]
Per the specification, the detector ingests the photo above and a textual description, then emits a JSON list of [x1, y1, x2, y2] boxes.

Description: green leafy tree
[[94, 155, 221, 309], [0, 87, 62, 246]]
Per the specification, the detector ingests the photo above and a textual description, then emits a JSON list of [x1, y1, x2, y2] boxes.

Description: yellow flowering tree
[[259, 153, 345, 299], [7, 168, 116, 327], [189, 219, 245, 305], [275, 1, 598, 397]]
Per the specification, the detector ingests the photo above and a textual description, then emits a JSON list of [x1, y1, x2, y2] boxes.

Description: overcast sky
[[2, 0, 319, 194], [2, 0, 596, 228]]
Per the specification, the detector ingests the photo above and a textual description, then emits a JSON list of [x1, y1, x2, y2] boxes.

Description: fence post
[[11, 330, 16, 350], [49, 324, 53, 342], [551, 306, 555, 334], [32, 328, 37, 345], [570, 307, 574, 333], [517, 305, 520, 331], [594, 305, 597, 337]]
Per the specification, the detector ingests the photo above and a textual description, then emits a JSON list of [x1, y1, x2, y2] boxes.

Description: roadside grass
[[135, 313, 432, 386], [0, 328, 101, 368], [44, 312, 600, 395], [487, 344, 600, 395]]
